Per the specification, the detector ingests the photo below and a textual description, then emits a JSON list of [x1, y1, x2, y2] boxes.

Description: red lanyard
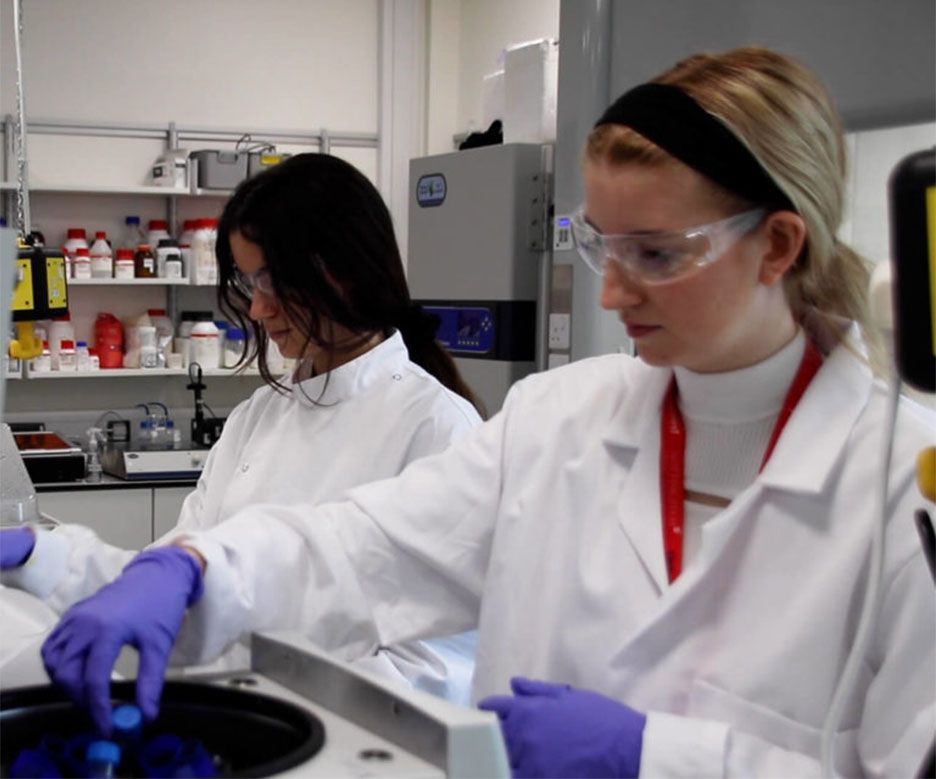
[[659, 340, 824, 583]]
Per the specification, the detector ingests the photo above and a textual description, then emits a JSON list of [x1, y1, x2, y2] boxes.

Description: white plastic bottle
[[147, 219, 171, 251], [192, 219, 218, 285], [58, 339, 77, 371], [223, 326, 246, 368], [76, 340, 91, 371], [190, 319, 221, 368], [178, 219, 196, 278], [114, 249, 135, 279], [90, 231, 113, 278], [73, 247, 92, 279], [155, 239, 183, 279], [63, 228, 89, 278], [30, 341, 52, 373], [48, 315, 76, 371], [139, 326, 159, 369]]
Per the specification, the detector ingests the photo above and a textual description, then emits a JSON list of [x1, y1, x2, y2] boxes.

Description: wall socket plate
[[548, 313, 571, 350]]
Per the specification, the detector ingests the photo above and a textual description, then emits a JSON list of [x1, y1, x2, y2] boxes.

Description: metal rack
[[2, 116, 379, 382]]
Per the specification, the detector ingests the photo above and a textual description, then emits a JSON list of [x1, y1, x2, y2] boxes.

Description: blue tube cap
[[113, 703, 143, 736], [86, 740, 121, 765]]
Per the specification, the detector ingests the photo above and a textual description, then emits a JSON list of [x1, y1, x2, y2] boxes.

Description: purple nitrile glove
[[0, 527, 36, 569], [478, 677, 646, 778], [41, 546, 203, 735]]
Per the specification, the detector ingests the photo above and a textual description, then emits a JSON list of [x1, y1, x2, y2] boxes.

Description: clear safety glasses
[[232, 267, 275, 298], [570, 207, 766, 283]]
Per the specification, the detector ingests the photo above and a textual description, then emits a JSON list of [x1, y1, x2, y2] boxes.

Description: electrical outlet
[[553, 215, 574, 251], [548, 313, 571, 350]]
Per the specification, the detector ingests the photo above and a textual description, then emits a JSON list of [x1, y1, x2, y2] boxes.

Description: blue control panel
[[424, 305, 495, 354]]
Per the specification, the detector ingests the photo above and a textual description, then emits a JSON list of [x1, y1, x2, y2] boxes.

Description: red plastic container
[[94, 312, 124, 368]]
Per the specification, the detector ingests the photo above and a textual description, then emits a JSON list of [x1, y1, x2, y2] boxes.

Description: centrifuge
[[0, 611, 509, 778]]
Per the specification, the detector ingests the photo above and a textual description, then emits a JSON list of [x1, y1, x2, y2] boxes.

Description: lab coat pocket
[[689, 678, 824, 759]]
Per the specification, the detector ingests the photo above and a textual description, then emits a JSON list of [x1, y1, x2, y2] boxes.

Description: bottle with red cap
[[63, 228, 89, 278], [147, 219, 171, 251], [73, 247, 92, 279], [114, 249, 135, 279], [90, 231, 113, 278]]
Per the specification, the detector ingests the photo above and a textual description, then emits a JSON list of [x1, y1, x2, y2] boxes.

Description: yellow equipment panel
[[13, 258, 35, 313]]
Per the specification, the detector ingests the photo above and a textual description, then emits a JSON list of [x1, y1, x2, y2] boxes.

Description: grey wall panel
[[606, 0, 935, 132]]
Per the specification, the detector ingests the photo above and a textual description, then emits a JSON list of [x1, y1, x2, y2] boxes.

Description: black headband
[[595, 83, 795, 212]]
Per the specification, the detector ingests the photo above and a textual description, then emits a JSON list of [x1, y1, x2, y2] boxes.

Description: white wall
[[0, 0, 378, 129], [0, 0, 380, 188]]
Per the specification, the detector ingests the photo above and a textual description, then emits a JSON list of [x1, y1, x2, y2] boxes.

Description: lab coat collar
[[756, 318, 872, 494], [602, 361, 673, 591], [285, 330, 409, 407], [599, 316, 872, 591]]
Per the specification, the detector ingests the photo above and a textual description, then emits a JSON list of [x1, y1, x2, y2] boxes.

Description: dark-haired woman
[[2, 153, 483, 705]]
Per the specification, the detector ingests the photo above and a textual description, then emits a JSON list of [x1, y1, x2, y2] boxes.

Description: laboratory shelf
[[0, 181, 231, 197], [69, 277, 194, 286], [25, 367, 260, 379]]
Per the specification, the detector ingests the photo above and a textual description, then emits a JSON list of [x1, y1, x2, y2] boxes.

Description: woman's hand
[[0, 527, 35, 569], [479, 677, 646, 778], [41, 546, 204, 735]]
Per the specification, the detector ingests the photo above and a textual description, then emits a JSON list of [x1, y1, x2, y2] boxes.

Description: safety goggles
[[232, 267, 275, 298], [571, 207, 766, 283]]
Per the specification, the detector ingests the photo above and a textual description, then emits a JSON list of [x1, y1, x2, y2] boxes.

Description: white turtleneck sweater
[[673, 329, 806, 567]]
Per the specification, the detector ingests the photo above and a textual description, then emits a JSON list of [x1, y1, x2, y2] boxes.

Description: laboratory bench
[[35, 476, 197, 550]]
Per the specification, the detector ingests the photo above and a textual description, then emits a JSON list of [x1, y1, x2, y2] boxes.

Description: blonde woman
[[42, 49, 934, 777]]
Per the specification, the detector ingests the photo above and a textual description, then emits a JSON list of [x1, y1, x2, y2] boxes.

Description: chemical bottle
[[224, 326, 247, 368], [191, 219, 218, 285], [76, 340, 91, 371], [156, 238, 183, 278], [176, 310, 212, 367], [147, 219, 171, 250], [134, 245, 157, 277], [147, 308, 174, 365], [119, 216, 146, 253], [114, 249, 135, 279], [85, 427, 104, 482], [58, 339, 77, 371], [73, 247, 92, 279], [63, 228, 89, 277], [139, 326, 159, 368], [94, 313, 124, 369], [191, 318, 221, 368], [85, 740, 121, 778], [90, 231, 113, 278], [178, 219, 196, 276], [48, 315, 75, 370], [29, 341, 52, 373]]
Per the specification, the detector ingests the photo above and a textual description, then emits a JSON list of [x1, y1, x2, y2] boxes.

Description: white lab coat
[[5, 332, 481, 700], [172, 319, 935, 777]]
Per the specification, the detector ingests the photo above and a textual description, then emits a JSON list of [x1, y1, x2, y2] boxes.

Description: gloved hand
[[41, 546, 203, 735], [0, 527, 36, 569], [478, 677, 646, 778]]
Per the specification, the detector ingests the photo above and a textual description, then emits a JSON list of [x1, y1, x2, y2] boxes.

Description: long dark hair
[[216, 152, 485, 416]]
